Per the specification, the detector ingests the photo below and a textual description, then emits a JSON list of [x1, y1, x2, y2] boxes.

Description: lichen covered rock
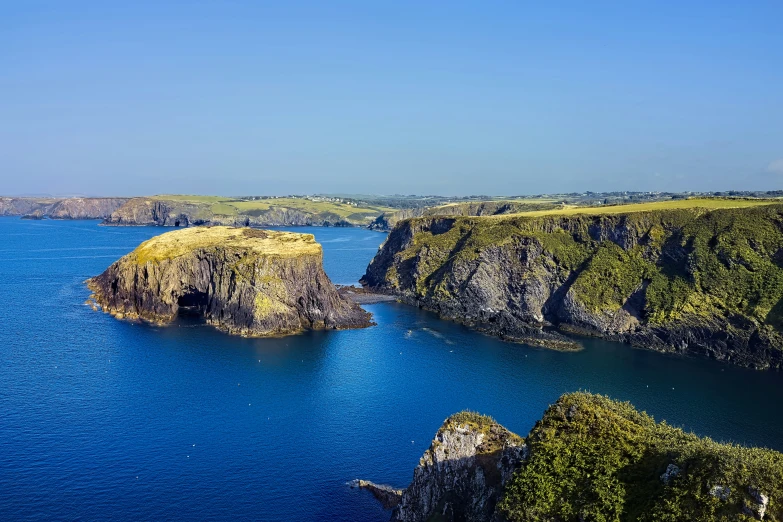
[[87, 226, 372, 336]]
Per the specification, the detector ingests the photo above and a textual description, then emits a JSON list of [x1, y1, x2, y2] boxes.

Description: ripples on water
[[1, 218, 781, 521]]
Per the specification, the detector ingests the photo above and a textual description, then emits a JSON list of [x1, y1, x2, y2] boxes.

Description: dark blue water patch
[[0, 218, 782, 521]]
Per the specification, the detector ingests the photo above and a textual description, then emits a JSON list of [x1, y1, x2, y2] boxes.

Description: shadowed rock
[[391, 412, 526, 522]]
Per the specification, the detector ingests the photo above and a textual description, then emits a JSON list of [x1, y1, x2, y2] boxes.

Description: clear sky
[[2, 1, 782, 197]]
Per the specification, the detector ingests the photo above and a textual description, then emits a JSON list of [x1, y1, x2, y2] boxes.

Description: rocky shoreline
[[357, 393, 782, 521], [362, 205, 783, 369]]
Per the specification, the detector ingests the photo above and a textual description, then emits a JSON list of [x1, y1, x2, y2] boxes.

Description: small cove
[[1, 217, 781, 521]]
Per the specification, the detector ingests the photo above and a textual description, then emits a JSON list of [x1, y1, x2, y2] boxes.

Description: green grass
[[152, 194, 228, 203], [502, 197, 780, 218], [382, 203, 783, 331], [132, 226, 319, 264], [499, 392, 783, 522]]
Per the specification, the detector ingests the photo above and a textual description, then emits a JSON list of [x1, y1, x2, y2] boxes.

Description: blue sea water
[[1, 218, 782, 521]]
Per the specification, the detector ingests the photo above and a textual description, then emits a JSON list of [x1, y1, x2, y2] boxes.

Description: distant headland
[[4, 190, 783, 231]]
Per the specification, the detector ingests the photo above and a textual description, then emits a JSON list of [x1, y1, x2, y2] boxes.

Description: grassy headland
[[499, 392, 782, 521], [151, 194, 394, 222], [364, 199, 783, 368]]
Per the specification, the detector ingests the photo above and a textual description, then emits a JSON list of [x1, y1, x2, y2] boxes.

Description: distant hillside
[[0, 197, 128, 219], [104, 195, 394, 227]]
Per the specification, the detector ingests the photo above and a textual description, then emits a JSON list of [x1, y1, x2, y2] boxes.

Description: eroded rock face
[[104, 197, 356, 227], [364, 394, 783, 522], [87, 226, 372, 336], [362, 206, 783, 369], [392, 413, 526, 522]]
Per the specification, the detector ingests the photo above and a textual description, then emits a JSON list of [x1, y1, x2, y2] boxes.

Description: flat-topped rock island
[[87, 226, 372, 336]]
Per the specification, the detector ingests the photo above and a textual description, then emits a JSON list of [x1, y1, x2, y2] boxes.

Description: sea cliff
[[104, 196, 385, 227], [0, 197, 128, 219], [362, 203, 783, 369], [363, 393, 782, 521], [87, 226, 372, 336]]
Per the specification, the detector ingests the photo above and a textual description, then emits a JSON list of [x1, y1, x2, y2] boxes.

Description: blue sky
[[2, 1, 782, 196]]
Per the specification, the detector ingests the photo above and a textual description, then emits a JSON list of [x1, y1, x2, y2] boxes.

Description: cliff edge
[[362, 203, 783, 369], [364, 393, 782, 521], [87, 226, 372, 336]]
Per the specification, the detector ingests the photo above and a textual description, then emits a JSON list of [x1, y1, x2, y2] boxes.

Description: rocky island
[[87, 226, 372, 336], [360, 393, 782, 521], [362, 199, 783, 369]]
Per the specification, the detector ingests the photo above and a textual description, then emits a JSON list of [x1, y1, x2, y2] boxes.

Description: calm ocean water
[[1, 218, 782, 521]]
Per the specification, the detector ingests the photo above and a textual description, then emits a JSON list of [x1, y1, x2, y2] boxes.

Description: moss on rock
[[363, 203, 783, 368]]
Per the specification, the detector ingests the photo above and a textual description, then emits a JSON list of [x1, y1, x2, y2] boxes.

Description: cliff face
[[362, 204, 783, 369], [368, 393, 782, 522], [46, 198, 129, 219], [105, 197, 362, 227], [0, 197, 127, 219], [87, 226, 372, 336], [103, 198, 213, 226], [392, 412, 526, 522]]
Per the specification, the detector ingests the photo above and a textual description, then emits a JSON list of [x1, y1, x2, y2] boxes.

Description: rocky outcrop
[[363, 393, 783, 522], [0, 197, 127, 219], [392, 412, 526, 522], [362, 204, 783, 369], [348, 480, 403, 509], [87, 226, 372, 336]]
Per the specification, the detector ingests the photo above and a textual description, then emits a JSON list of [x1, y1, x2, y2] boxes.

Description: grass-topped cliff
[[130, 226, 321, 264], [104, 195, 394, 227], [362, 199, 783, 368], [88, 226, 371, 336], [381, 392, 782, 522], [501, 393, 782, 521]]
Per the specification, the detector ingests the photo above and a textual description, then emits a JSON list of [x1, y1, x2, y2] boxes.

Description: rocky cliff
[[0, 197, 128, 219], [368, 201, 559, 231], [392, 412, 526, 522], [87, 226, 372, 336], [362, 204, 783, 369], [105, 196, 366, 227], [364, 393, 782, 521]]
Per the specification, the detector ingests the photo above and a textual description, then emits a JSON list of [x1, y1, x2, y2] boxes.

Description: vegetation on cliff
[[380, 393, 782, 522], [363, 200, 783, 368], [104, 195, 394, 227], [500, 393, 782, 522], [88, 226, 372, 336]]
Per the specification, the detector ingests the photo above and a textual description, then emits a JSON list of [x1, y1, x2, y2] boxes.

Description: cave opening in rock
[[177, 289, 209, 316]]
